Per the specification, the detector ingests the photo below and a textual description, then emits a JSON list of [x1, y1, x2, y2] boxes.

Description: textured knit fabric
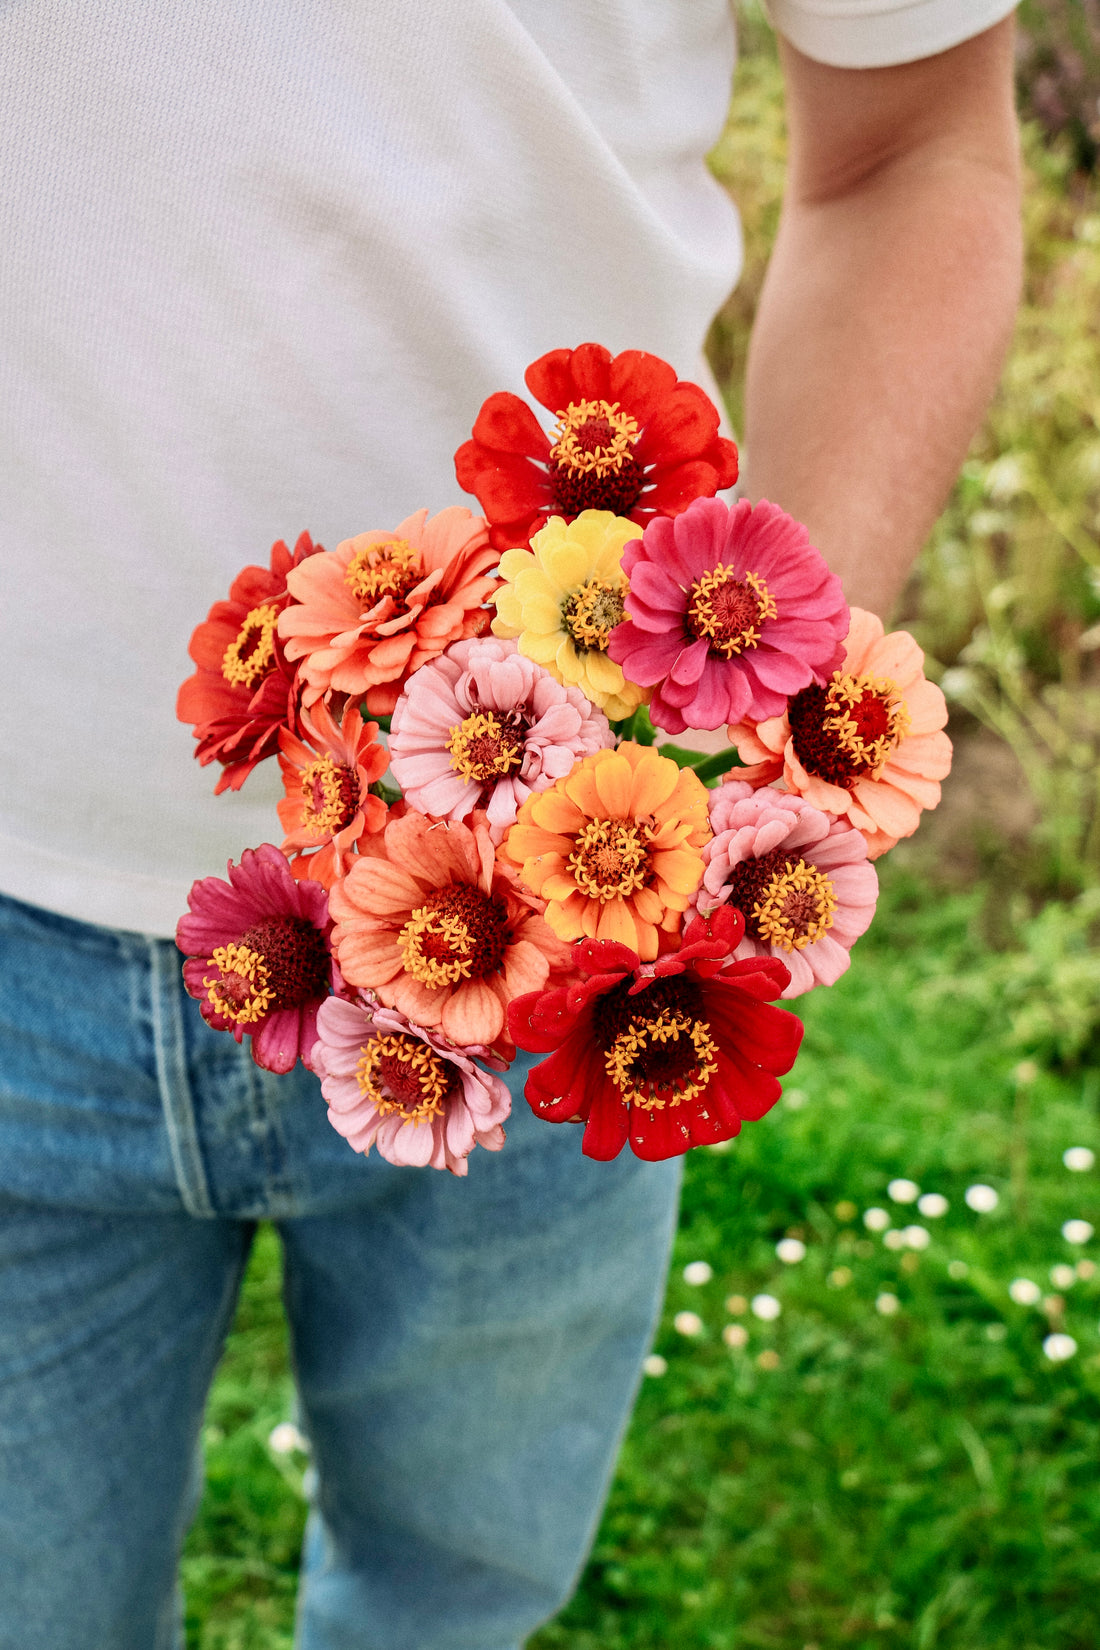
[[767, 0, 1017, 69]]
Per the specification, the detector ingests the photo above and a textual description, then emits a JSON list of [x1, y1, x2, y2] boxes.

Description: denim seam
[[150, 938, 216, 1218]]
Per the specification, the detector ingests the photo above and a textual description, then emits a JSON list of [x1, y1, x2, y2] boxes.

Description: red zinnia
[[454, 343, 739, 551], [508, 905, 803, 1162], [177, 531, 323, 793]]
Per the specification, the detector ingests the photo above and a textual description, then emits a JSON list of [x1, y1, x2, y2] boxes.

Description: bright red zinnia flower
[[177, 843, 340, 1074], [177, 531, 323, 793], [508, 905, 803, 1162], [454, 343, 739, 551]]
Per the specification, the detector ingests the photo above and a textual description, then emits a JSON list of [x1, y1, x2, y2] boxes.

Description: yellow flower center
[[604, 1007, 718, 1111], [344, 539, 421, 609], [686, 567, 777, 657], [569, 818, 650, 902], [355, 1032, 452, 1123], [562, 579, 626, 652], [822, 672, 911, 778], [203, 943, 276, 1025], [397, 884, 509, 989], [752, 861, 837, 952], [221, 603, 280, 690], [447, 712, 525, 785], [298, 754, 360, 837], [550, 399, 640, 478]]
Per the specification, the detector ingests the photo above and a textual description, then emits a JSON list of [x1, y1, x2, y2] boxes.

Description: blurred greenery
[[182, 10, 1100, 1647]]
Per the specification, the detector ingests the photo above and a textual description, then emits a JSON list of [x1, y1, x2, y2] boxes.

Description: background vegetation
[[183, 8, 1100, 1645]]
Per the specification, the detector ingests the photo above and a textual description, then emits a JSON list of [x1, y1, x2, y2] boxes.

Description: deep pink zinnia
[[177, 843, 339, 1074], [691, 781, 878, 998], [388, 637, 614, 842], [508, 904, 803, 1162], [607, 497, 849, 734], [312, 996, 511, 1175]]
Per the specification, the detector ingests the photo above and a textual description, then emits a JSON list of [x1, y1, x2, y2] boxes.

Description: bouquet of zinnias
[[177, 343, 951, 1174]]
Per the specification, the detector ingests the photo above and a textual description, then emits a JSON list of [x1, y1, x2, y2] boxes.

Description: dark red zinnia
[[454, 343, 739, 552], [508, 904, 803, 1162], [177, 530, 323, 793]]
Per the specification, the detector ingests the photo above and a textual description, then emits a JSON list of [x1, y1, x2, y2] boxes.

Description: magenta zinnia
[[312, 996, 511, 1175], [508, 905, 803, 1161], [177, 844, 339, 1074], [607, 497, 848, 734]]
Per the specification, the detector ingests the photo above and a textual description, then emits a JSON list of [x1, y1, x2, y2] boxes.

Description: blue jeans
[[0, 890, 681, 1650]]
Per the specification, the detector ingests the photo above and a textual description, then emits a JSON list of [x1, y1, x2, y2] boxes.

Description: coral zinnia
[[509, 905, 802, 1161], [177, 843, 338, 1074], [691, 781, 878, 997], [277, 698, 390, 889], [502, 743, 711, 962], [729, 608, 952, 858], [313, 996, 511, 1175], [177, 530, 323, 793], [454, 342, 739, 551], [491, 510, 649, 720], [607, 497, 848, 734], [278, 507, 499, 716], [328, 809, 569, 1051], [388, 637, 613, 842]]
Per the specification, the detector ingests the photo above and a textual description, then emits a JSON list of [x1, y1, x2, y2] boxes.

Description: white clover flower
[[1043, 1333, 1077, 1363], [917, 1192, 949, 1218], [783, 1088, 808, 1111], [1063, 1219, 1094, 1245], [828, 1266, 853, 1288], [863, 1207, 890, 1232], [965, 1184, 1000, 1213], [776, 1238, 806, 1265], [643, 1353, 668, 1377], [268, 1423, 309, 1457], [722, 1323, 749, 1349], [673, 1310, 704, 1337], [683, 1260, 713, 1286], [751, 1293, 782, 1322], [884, 1229, 907, 1251], [887, 1178, 920, 1204], [948, 1260, 969, 1280], [707, 1138, 733, 1153], [1009, 1278, 1041, 1306], [903, 1225, 931, 1250], [1063, 1147, 1095, 1172], [876, 1292, 899, 1316], [1078, 1259, 1096, 1281], [1050, 1264, 1077, 1291]]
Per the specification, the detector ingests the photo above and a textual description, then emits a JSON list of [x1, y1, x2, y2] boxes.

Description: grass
[[182, 864, 1100, 1648]]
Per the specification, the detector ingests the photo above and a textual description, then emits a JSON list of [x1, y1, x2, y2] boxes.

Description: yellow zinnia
[[491, 510, 648, 720], [502, 743, 711, 961]]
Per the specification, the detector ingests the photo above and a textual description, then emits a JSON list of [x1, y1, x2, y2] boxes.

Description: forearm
[[742, 34, 1022, 617]]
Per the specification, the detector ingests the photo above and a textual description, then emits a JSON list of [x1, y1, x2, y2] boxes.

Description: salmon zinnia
[[277, 698, 389, 889]]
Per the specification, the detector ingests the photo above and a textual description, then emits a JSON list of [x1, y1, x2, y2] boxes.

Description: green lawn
[[183, 863, 1100, 1649]]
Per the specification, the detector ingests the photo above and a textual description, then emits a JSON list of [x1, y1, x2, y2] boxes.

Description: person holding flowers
[[0, 4, 1019, 1648]]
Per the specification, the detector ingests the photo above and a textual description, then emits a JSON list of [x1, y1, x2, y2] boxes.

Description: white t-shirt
[[0, 0, 1014, 936]]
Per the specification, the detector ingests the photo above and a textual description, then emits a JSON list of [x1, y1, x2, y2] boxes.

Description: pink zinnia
[[177, 843, 339, 1074], [607, 497, 848, 734], [388, 638, 613, 842], [312, 996, 511, 1175], [691, 781, 878, 998]]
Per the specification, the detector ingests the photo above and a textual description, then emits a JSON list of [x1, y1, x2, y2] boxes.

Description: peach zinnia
[[277, 698, 389, 889], [328, 809, 568, 1051], [502, 743, 711, 961], [730, 608, 952, 857], [278, 507, 499, 716]]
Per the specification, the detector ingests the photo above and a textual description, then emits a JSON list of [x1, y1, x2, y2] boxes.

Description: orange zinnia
[[328, 810, 569, 1052], [277, 507, 499, 716], [729, 608, 952, 857], [276, 698, 389, 890], [502, 744, 711, 962]]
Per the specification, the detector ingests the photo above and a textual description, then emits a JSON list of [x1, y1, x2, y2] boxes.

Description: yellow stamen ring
[[550, 398, 640, 477], [221, 603, 280, 690], [561, 579, 626, 652], [300, 754, 359, 837], [447, 712, 524, 785], [344, 538, 421, 608], [687, 567, 777, 658], [605, 1009, 718, 1111], [203, 943, 276, 1025], [569, 819, 650, 902], [753, 862, 837, 952], [397, 906, 474, 989], [822, 672, 911, 777], [355, 1033, 451, 1123]]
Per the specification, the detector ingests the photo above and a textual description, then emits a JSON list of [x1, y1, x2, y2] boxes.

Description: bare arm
[[742, 18, 1022, 617]]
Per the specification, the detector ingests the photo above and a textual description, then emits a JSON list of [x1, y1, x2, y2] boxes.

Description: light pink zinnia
[[388, 638, 614, 842], [607, 496, 848, 734], [177, 843, 339, 1073], [689, 781, 878, 998], [312, 996, 511, 1175]]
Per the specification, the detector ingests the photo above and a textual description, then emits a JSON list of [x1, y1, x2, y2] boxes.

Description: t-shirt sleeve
[[763, 0, 1018, 69]]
